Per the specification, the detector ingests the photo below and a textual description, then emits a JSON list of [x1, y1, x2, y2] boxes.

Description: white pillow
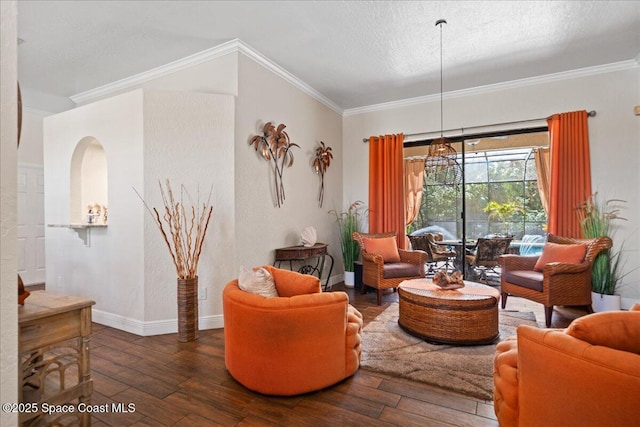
[[238, 266, 278, 297]]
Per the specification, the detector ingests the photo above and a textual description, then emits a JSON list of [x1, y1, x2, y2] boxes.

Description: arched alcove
[[70, 137, 108, 224]]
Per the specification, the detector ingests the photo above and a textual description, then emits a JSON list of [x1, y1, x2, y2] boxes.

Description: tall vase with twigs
[[135, 180, 213, 341]]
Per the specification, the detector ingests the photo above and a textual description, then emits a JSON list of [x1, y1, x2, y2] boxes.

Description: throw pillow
[[238, 266, 278, 297], [533, 242, 588, 272], [262, 265, 321, 297], [362, 236, 401, 263], [566, 311, 640, 354]]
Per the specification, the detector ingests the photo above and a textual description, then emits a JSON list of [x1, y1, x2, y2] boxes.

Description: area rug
[[360, 303, 537, 400]]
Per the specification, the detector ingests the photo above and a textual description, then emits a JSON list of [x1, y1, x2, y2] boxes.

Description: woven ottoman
[[398, 279, 500, 345]]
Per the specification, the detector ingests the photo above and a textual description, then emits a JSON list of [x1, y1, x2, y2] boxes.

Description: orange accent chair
[[223, 266, 363, 396], [499, 234, 612, 327], [494, 305, 640, 427], [353, 231, 427, 305]]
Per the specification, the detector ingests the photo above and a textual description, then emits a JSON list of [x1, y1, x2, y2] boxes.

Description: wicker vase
[[177, 276, 199, 342]]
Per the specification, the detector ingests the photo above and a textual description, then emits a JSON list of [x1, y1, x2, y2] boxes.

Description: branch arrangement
[[313, 141, 333, 207], [135, 180, 213, 279], [249, 122, 299, 207]]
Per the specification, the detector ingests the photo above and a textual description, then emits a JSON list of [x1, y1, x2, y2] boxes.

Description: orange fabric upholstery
[[494, 306, 640, 427], [261, 265, 322, 296], [362, 236, 401, 263], [566, 309, 640, 354], [223, 268, 363, 396], [533, 242, 587, 271]]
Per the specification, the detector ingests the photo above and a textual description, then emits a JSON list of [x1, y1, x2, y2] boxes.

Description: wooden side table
[[19, 291, 95, 426], [274, 243, 334, 291]]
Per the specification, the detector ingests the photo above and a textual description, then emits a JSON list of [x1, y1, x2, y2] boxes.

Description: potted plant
[[330, 201, 366, 287], [484, 201, 524, 236], [577, 194, 628, 312]]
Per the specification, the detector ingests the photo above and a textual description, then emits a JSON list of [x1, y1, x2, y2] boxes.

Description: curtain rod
[[361, 110, 596, 142]]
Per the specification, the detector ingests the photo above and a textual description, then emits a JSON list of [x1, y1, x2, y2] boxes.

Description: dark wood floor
[[27, 283, 583, 426]]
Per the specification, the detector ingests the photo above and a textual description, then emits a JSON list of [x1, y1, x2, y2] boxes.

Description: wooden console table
[[274, 243, 334, 291], [19, 291, 95, 426]]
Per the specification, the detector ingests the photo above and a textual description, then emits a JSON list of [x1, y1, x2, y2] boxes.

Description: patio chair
[[408, 234, 437, 275], [426, 233, 457, 272], [353, 231, 427, 305], [465, 237, 512, 282]]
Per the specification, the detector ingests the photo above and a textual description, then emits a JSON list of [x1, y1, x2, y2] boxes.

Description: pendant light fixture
[[425, 18, 461, 185]]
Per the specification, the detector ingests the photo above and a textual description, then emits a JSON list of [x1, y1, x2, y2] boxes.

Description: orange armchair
[[223, 266, 363, 396], [500, 233, 612, 327], [494, 305, 640, 427], [352, 231, 427, 305]]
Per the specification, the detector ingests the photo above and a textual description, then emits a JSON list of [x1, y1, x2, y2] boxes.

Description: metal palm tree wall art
[[249, 122, 300, 208], [312, 141, 333, 207]]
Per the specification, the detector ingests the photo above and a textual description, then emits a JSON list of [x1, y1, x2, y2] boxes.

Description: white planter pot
[[591, 292, 621, 312], [344, 271, 355, 288]]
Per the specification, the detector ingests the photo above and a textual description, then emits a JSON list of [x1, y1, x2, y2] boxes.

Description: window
[[407, 132, 548, 241]]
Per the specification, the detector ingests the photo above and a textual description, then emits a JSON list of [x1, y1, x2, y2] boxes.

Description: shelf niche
[[70, 136, 108, 225]]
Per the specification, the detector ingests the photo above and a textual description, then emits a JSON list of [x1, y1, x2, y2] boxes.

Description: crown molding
[[235, 40, 343, 114], [69, 38, 343, 114], [23, 106, 53, 116], [70, 39, 240, 105], [343, 59, 639, 117]]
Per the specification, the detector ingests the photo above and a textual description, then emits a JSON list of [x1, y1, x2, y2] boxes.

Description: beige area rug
[[360, 303, 537, 400]]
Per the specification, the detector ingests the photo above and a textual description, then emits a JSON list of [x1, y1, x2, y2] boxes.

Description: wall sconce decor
[[312, 141, 333, 207], [249, 122, 299, 208]]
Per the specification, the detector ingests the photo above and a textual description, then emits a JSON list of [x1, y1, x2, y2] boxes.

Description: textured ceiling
[[17, 1, 640, 111]]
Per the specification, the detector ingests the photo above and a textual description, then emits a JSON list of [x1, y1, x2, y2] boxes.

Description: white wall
[[344, 67, 640, 307], [18, 110, 46, 165], [235, 55, 344, 278], [142, 90, 235, 322], [44, 90, 146, 323], [45, 89, 236, 333], [1, 1, 18, 424]]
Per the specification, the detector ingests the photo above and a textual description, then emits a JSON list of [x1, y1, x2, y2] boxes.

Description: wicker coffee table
[[398, 279, 500, 345]]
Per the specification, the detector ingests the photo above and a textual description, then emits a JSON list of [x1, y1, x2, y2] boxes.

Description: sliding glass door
[[405, 131, 549, 276]]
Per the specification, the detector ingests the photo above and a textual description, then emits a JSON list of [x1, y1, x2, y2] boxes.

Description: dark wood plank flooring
[[26, 283, 582, 426]]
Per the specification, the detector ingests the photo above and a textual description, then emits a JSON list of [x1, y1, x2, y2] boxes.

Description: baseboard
[[326, 273, 344, 289], [621, 297, 639, 311], [92, 308, 224, 336]]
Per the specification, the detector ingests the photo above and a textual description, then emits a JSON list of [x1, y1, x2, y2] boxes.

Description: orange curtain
[[547, 111, 592, 238], [404, 158, 425, 226], [369, 134, 406, 249], [534, 148, 551, 214]]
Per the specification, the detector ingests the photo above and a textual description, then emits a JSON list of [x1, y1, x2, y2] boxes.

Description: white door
[[17, 164, 46, 285]]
